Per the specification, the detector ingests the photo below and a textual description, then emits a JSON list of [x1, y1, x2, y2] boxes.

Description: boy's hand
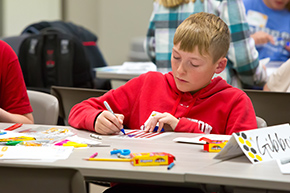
[[285, 44, 290, 52], [94, 110, 124, 135], [251, 31, 275, 45], [144, 112, 179, 133]]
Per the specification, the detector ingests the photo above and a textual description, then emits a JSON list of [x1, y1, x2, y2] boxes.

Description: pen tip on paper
[[121, 129, 126, 135]]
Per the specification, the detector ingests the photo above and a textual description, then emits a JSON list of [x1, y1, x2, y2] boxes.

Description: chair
[[244, 89, 290, 126], [256, 116, 267, 128], [27, 90, 59, 125], [51, 86, 110, 191], [0, 166, 86, 193], [50, 86, 108, 125]]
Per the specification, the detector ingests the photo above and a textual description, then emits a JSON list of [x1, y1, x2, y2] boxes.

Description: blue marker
[[0, 132, 7, 135], [167, 162, 175, 170], [104, 101, 126, 135], [153, 126, 164, 132]]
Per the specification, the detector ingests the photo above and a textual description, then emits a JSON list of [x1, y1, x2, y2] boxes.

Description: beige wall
[[3, 0, 62, 36], [64, 0, 153, 66], [2, 0, 153, 67]]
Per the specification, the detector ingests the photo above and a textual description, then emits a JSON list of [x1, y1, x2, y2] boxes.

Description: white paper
[[119, 62, 156, 73], [173, 134, 231, 145], [0, 146, 73, 160]]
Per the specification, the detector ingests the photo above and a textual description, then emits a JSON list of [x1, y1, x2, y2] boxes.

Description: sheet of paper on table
[[0, 146, 73, 160], [173, 134, 231, 145], [119, 62, 156, 73]]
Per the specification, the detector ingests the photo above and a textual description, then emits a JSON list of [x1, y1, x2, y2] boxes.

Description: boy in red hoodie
[[68, 12, 257, 135]]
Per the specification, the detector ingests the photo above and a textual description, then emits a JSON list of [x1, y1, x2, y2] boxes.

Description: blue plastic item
[[110, 149, 131, 156]]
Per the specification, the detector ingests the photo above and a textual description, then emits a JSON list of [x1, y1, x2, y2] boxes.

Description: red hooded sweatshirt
[[68, 71, 257, 135]]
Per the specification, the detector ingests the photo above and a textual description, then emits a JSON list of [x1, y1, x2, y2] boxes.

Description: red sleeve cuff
[[174, 117, 204, 134]]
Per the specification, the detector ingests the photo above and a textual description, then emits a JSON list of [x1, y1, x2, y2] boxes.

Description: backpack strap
[[19, 35, 44, 88], [41, 30, 74, 87], [56, 34, 74, 86]]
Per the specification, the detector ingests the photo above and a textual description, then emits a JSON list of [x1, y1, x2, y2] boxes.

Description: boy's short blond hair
[[173, 12, 230, 63], [156, 0, 203, 8]]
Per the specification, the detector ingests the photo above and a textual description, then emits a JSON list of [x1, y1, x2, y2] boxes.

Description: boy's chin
[[177, 85, 200, 94], [176, 85, 191, 93]]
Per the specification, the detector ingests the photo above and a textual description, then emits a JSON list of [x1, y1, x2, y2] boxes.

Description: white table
[[0, 123, 290, 192], [95, 66, 144, 81], [95, 62, 169, 81]]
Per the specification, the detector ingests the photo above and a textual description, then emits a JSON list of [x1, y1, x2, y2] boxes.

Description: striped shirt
[[145, 0, 267, 88]]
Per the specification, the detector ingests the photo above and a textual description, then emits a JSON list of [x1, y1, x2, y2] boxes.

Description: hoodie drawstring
[[171, 93, 198, 117], [171, 94, 182, 115], [185, 98, 196, 117]]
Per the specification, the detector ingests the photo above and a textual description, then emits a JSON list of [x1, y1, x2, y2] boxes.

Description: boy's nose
[[177, 62, 186, 74]]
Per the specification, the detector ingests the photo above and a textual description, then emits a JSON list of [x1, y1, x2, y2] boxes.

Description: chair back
[[0, 166, 86, 193], [256, 116, 267, 128], [27, 90, 59, 125], [51, 86, 107, 125], [244, 89, 290, 126]]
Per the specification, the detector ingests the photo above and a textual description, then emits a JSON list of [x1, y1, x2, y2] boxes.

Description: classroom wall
[[2, 0, 62, 36], [64, 0, 153, 66], [1, 0, 153, 68]]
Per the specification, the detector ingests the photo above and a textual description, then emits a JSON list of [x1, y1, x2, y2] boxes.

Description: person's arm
[[174, 118, 205, 133], [68, 96, 109, 132], [263, 83, 270, 91], [0, 41, 34, 124], [0, 109, 33, 124], [69, 73, 147, 133], [219, 0, 267, 87], [68, 91, 130, 133]]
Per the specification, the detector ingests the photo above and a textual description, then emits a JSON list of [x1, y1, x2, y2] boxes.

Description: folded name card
[[214, 124, 290, 164]]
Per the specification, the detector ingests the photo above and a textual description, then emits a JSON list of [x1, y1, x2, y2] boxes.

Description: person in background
[[69, 12, 257, 139], [243, 0, 290, 62], [145, 0, 267, 89], [0, 40, 34, 124]]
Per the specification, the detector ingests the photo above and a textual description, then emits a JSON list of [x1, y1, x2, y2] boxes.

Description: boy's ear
[[215, 58, 227, 74]]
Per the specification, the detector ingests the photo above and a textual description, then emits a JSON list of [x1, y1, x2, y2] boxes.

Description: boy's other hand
[[251, 31, 275, 45], [144, 112, 179, 133], [94, 110, 124, 135], [285, 44, 290, 52]]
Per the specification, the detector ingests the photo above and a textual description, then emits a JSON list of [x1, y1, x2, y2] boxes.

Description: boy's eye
[[190, 62, 199, 67], [173, 55, 180, 59]]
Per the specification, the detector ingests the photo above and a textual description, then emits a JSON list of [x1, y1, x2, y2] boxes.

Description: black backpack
[[18, 21, 111, 92]]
